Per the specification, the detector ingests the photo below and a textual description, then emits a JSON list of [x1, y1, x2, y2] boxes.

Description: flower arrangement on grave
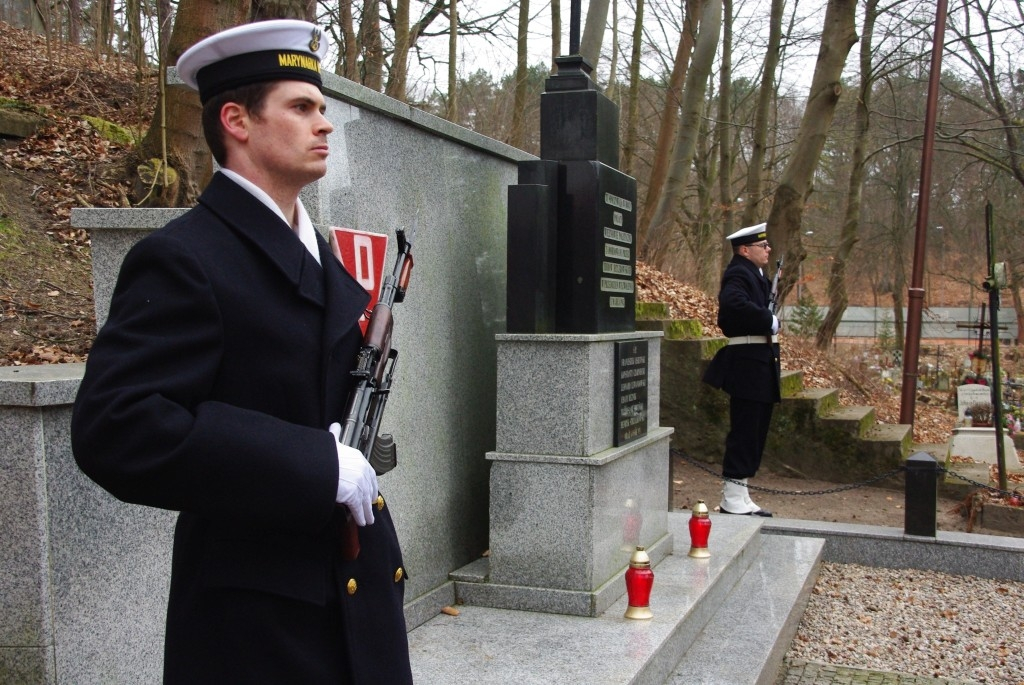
[[968, 349, 991, 375], [967, 401, 993, 427]]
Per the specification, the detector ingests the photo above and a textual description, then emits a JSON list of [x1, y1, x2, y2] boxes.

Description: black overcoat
[[71, 173, 412, 683], [701, 254, 781, 403]]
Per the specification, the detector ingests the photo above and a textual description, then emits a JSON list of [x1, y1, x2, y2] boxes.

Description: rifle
[[339, 224, 415, 476], [769, 256, 784, 315]]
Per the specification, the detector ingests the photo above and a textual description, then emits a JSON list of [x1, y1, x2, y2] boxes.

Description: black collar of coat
[[198, 172, 369, 324]]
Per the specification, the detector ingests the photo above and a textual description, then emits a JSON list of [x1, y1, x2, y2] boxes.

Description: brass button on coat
[[394, 567, 404, 583], [346, 578, 357, 595], [375, 495, 385, 510]]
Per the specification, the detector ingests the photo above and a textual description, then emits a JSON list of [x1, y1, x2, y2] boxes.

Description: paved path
[[779, 660, 981, 685]]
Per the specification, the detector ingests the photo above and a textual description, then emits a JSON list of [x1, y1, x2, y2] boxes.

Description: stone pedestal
[[0, 364, 174, 683], [456, 331, 673, 617], [948, 426, 1020, 467]]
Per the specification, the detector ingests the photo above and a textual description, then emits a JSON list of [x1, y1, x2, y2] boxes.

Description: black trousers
[[722, 396, 774, 479]]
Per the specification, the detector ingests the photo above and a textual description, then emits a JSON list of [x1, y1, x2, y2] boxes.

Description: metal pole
[[900, 0, 949, 425], [569, 0, 581, 55], [985, 203, 1008, 491]]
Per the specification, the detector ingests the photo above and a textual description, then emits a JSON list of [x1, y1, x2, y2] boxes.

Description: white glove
[[771, 315, 780, 335], [328, 423, 377, 526]]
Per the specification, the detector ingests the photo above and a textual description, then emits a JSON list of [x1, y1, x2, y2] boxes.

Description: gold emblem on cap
[[309, 28, 321, 53], [346, 578, 357, 595]]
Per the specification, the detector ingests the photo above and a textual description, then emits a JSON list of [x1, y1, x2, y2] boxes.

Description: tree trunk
[[157, 0, 173, 64], [692, 112, 719, 290], [550, 0, 560, 69], [767, 0, 857, 305], [338, 0, 359, 80], [251, 0, 314, 20], [715, 0, 733, 269], [605, 0, 620, 101], [445, 0, 457, 121], [637, 0, 699, 251], [125, 0, 143, 69], [739, 0, 783, 228], [816, 0, 878, 350], [642, 0, 722, 270], [68, 0, 80, 43], [621, 0, 643, 175], [508, 0, 529, 149], [360, 0, 383, 90], [580, 0, 609, 69], [892, 252, 906, 352], [384, 0, 409, 100], [133, 0, 249, 207]]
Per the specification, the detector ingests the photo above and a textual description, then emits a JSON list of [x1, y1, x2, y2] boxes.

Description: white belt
[[727, 335, 778, 345]]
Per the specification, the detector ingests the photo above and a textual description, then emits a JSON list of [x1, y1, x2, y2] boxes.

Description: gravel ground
[[788, 562, 1024, 684]]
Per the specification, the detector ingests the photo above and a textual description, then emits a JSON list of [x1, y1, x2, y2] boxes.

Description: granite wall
[[1, 69, 532, 683]]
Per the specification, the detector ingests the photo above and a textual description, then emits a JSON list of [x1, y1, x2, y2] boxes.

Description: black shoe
[[751, 508, 773, 517], [718, 506, 751, 515]]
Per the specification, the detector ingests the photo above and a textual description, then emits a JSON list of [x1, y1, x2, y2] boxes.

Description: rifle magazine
[[369, 433, 398, 475]]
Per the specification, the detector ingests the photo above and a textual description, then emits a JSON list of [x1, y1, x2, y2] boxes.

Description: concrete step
[[664, 534, 824, 685], [780, 369, 805, 398], [407, 514, 824, 684], [785, 387, 840, 416], [637, 318, 704, 341], [820, 404, 877, 438]]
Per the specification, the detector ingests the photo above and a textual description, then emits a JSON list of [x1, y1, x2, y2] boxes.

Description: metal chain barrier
[[670, 447, 1022, 499], [937, 466, 1022, 498]]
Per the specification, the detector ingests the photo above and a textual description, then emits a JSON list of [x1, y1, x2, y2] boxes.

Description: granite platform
[[408, 513, 824, 684], [407, 514, 1024, 685]]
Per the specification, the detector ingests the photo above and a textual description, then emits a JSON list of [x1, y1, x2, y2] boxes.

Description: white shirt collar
[[219, 169, 321, 265]]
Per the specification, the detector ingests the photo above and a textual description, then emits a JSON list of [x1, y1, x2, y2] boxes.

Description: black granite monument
[[507, 45, 638, 334]]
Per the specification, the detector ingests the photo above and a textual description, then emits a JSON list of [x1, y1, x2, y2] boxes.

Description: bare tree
[[739, 0, 783, 230], [815, 0, 880, 349], [642, 0, 722, 270], [336, 0, 359, 80], [944, 0, 1024, 341], [551, 0, 561, 68], [507, 0, 530, 148], [715, 0, 734, 263], [767, 0, 858, 304], [637, 0, 699, 250], [445, 0, 458, 121], [581, 0, 610, 68], [384, 0, 410, 99], [606, 0, 621, 100], [360, 0, 384, 90], [621, 0, 644, 175]]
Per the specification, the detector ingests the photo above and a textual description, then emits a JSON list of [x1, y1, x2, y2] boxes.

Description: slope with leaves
[[0, 21, 155, 364]]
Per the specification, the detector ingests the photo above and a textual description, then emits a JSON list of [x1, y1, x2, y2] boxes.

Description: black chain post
[[904, 452, 938, 537]]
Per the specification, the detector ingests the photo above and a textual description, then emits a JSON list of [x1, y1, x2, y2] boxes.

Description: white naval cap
[[176, 19, 328, 104], [725, 222, 767, 247]]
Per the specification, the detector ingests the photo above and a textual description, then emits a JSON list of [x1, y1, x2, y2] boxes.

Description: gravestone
[[948, 427, 1020, 467], [956, 383, 992, 421], [468, 43, 672, 617], [506, 55, 637, 334]]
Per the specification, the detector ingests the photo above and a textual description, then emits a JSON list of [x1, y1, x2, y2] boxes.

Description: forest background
[[1, 0, 1023, 369]]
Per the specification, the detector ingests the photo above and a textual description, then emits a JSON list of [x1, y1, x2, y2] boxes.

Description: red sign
[[329, 227, 389, 334]]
